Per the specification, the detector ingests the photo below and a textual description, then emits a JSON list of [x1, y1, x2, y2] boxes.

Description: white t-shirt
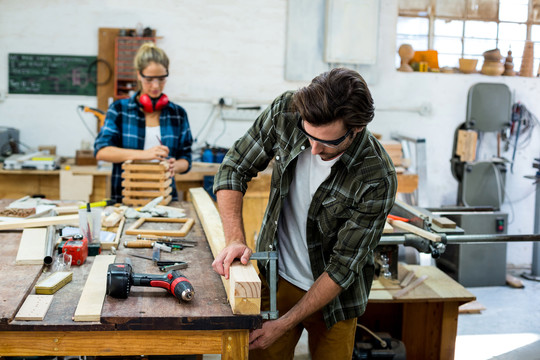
[[277, 149, 340, 291], [144, 126, 162, 161]]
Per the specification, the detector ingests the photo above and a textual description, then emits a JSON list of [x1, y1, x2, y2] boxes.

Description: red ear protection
[[138, 93, 169, 113]]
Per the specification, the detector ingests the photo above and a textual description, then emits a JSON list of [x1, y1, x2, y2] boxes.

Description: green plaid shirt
[[214, 91, 397, 328]]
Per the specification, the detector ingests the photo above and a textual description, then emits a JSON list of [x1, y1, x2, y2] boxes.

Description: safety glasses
[[296, 118, 353, 149], [140, 70, 169, 84]]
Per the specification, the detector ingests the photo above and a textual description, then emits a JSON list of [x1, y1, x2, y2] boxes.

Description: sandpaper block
[[35, 271, 73, 295]]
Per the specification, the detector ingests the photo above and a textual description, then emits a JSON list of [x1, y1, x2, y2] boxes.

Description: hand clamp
[[250, 251, 278, 320]]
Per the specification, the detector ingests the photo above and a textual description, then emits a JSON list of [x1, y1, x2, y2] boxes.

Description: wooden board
[[122, 195, 172, 207], [122, 187, 172, 198], [101, 215, 125, 250], [14, 295, 53, 321], [387, 218, 442, 242], [122, 179, 172, 189], [73, 254, 116, 322], [459, 300, 486, 314], [15, 228, 48, 264], [383, 221, 393, 234], [190, 188, 261, 315], [122, 160, 169, 171], [0, 214, 79, 230], [125, 217, 194, 237], [456, 129, 478, 162], [432, 216, 456, 229], [59, 170, 93, 202], [121, 172, 169, 180], [35, 271, 73, 295]]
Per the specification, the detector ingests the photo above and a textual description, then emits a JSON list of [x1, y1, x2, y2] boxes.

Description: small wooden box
[[76, 150, 97, 166], [121, 160, 172, 206]]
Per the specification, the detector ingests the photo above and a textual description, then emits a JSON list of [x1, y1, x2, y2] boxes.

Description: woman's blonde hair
[[134, 42, 169, 73]]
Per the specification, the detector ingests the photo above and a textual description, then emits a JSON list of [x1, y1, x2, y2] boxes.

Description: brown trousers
[[249, 276, 357, 360]]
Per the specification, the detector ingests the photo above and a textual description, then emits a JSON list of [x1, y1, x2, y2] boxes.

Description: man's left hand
[[249, 319, 288, 350]]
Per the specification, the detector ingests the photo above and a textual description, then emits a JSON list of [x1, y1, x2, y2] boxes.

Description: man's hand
[[212, 241, 252, 279], [249, 319, 288, 350]]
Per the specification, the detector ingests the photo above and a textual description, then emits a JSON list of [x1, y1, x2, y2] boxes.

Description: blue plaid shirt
[[94, 93, 193, 203]]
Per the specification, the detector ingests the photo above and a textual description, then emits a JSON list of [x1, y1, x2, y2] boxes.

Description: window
[[397, 0, 540, 73]]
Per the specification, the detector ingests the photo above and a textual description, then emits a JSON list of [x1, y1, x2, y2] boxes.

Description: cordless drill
[[106, 262, 194, 302]]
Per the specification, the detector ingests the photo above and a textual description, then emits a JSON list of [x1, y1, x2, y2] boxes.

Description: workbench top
[[370, 263, 476, 303], [0, 200, 261, 332]]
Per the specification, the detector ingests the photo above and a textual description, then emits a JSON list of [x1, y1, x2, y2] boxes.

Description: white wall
[[0, 0, 538, 267]]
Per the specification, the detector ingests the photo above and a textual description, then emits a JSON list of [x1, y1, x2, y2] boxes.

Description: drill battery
[[62, 234, 88, 266]]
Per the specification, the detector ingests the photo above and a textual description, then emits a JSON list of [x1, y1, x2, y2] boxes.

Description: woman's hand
[[143, 145, 170, 161], [167, 157, 176, 178]]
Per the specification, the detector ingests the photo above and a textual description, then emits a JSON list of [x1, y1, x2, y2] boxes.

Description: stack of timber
[[121, 160, 172, 206], [380, 140, 403, 167]]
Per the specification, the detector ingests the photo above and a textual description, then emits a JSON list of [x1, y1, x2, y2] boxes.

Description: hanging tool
[[106, 259, 194, 302], [79, 106, 106, 129]]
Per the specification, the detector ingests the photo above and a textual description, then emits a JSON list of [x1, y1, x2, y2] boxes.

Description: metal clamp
[[251, 251, 279, 320]]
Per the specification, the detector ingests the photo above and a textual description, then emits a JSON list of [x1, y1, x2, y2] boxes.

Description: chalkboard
[[8, 53, 97, 96]]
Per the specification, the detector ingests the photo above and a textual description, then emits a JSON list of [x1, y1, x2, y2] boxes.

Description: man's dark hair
[[292, 68, 374, 129]]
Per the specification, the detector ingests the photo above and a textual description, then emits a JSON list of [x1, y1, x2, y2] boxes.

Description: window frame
[[397, 0, 540, 70]]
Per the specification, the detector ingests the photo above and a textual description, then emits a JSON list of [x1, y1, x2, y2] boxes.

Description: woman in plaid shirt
[[94, 43, 192, 203]]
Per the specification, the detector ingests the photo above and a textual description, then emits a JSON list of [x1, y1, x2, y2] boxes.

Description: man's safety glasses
[[297, 118, 353, 149]]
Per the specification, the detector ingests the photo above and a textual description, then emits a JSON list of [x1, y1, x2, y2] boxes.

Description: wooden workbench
[[0, 200, 261, 359], [365, 264, 476, 360], [0, 162, 222, 202]]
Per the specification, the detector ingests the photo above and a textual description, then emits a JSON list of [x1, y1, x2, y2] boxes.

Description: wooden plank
[[122, 195, 172, 207], [383, 221, 393, 234], [456, 129, 478, 162], [0, 330, 228, 357], [73, 254, 116, 321], [35, 271, 73, 294], [14, 295, 53, 321], [432, 216, 456, 229], [190, 187, 261, 315], [59, 170, 93, 202], [15, 228, 48, 264], [102, 207, 125, 227], [122, 160, 169, 171], [387, 218, 442, 242], [459, 300, 486, 314], [122, 186, 172, 198], [122, 178, 172, 189], [122, 171, 168, 180], [396, 173, 418, 193], [0, 214, 79, 230], [393, 275, 428, 299]]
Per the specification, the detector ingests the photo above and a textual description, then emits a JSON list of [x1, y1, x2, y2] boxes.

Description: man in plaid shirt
[[212, 68, 397, 359]]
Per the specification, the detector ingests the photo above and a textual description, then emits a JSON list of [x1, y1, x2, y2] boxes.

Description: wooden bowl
[[459, 58, 478, 74]]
